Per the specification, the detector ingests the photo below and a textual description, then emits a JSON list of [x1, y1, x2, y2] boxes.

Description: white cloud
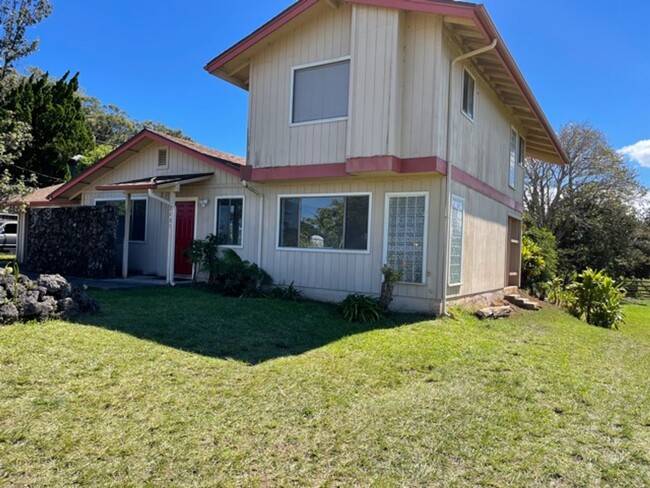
[[619, 139, 650, 168]]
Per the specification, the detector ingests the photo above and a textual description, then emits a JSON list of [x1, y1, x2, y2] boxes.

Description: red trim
[[401, 156, 447, 175], [95, 183, 157, 191], [48, 129, 242, 201], [451, 166, 523, 213], [345, 156, 401, 173], [205, 0, 320, 74], [29, 200, 79, 207], [244, 162, 349, 181]]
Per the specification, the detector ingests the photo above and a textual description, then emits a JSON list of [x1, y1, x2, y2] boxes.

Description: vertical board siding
[[248, 2, 352, 168], [81, 143, 249, 277], [347, 5, 401, 159], [441, 35, 525, 201], [257, 175, 443, 311]]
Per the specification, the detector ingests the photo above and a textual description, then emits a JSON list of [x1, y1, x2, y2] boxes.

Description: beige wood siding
[[81, 143, 248, 277], [446, 181, 520, 298], [253, 175, 444, 312], [441, 34, 525, 201], [347, 5, 402, 158], [248, 2, 352, 168]]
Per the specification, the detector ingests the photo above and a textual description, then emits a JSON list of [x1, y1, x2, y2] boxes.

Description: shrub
[[184, 236, 272, 297], [340, 293, 382, 323], [269, 281, 302, 302], [379, 264, 402, 311], [521, 224, 558, 297], [568, 268, 626, 329]]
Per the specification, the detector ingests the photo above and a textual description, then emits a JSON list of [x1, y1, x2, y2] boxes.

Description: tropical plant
[[568, 268, 626, 329], [184, 234, 220, 283], [212, 248, 272, 298], [379, 264, 402, 311], [340, 293, 382, 323], [269, 281, 302, 302]]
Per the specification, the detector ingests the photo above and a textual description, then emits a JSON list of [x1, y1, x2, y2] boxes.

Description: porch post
[[122, 192, 131, 279], [166, 191, 177, 286], [16, 211, 27, 263]]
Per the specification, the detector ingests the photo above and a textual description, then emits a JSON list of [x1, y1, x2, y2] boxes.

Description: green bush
[[184, 236, 272, 297], [340, 293, 382, 323], [269, 282, 302, 302], [568, 268, 626, 329], [521, 225, 558, 297]]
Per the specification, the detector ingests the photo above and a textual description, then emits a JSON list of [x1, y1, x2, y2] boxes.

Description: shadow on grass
[[78, 285, 432, 365]]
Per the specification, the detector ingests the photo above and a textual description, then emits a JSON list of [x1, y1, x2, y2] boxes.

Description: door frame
[[505, 215, 522, 288], [175, 197, 198, 278]]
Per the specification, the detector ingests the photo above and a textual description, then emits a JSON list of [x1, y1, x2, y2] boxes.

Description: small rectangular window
[[462, 69, 475, 119], [509, 128, 518, 188], [292, 59, 350, 124], [518, 136, 526, 166], [449, 195, 465, 286], [385, 193, 428, 284], [216, 197, 243, 247], [96, 198, 147, 242], [279, 194, 369, 251]]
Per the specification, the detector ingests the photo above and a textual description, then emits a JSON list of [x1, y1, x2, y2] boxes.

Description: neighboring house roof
[[8, 183, 77, 208], [48, 129, 246, 201], [205, 0, 568, 165]]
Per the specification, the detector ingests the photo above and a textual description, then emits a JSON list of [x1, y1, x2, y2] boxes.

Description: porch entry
[[174, 201, 196, 276], [506, 217, 522, 287]]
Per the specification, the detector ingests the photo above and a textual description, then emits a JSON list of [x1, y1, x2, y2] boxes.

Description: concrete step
[[504, 294, 541, 311]]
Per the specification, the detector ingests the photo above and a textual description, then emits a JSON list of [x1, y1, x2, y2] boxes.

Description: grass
[[0, 287, 649, 486]]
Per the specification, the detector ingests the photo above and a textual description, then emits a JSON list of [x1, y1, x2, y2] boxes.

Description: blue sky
[[21, 0, 650, 186]]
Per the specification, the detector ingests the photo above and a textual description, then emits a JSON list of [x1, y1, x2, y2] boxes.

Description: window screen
[[449, 195, 465, 285], [385, 194, 427, 284], [216, 198, 243, 246], [462, 69, 475, 119], [292, 60, 350, 124], [509, 128, 518, 188]]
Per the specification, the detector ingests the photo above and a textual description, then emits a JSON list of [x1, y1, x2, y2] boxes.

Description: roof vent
[[157, 148, 168, 168]]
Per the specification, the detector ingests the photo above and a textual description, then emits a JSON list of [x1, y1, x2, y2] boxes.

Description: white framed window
[[277, 193, 370, 252], [383, 192, 429, 284], [290, 57, 350, 126], [95, 197, 148, 242], [461, 68, 475, 120], [215, 197, 244, 248], [509, 127, 518, 189], [449, 195, 465, 286], [518, 136, 526, 166]]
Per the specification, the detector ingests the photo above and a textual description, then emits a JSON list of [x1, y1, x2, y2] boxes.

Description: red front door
[[174, 201, 196, 276]]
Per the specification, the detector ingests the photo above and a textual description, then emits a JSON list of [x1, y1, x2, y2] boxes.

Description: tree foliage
[[524, 122, 649, 278], [3, 71, 94, 184]]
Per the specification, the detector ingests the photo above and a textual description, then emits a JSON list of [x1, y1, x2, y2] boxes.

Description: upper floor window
[[509, 127, 518, 189], [461, 69, 475, 120], [291, 58, 350, 125], [518, 136, 526, 166], [279, 194, 369, 251]]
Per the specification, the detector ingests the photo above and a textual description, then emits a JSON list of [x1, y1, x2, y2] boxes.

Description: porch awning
[[95, 172, 214, 192]]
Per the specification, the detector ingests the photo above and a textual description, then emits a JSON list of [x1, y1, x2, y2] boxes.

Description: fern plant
[[340, 293, 382, 323]]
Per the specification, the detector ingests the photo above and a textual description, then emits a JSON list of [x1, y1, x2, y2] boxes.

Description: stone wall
[[25, 206, 118, 278]]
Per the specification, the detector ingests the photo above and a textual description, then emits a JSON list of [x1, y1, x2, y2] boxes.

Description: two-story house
[[30, 0, 567, 313]]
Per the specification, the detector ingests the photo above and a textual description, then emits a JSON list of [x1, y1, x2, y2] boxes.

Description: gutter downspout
[[440, 38, 497, 317], [242, 180, 264, 267], [148, 188, 178, 286]]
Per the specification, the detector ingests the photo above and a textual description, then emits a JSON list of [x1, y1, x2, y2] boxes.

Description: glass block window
[[216, 198, 243, 246], [385, 194, 428, 284], [279, 194, 369, 251], [96, 198, 147, 242], [449, 195, 465, 285]]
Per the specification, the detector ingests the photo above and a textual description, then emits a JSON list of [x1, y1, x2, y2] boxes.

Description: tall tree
[[4, 71, 94, 184], [524, 122, 648, 277], [0, 0, 51, 79]]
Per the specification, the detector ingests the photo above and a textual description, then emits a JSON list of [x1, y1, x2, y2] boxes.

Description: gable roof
[[48, 129, 245, 201], [205, 0, 568, 165]]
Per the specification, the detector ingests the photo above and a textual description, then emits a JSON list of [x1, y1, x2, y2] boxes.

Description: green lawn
[[1, 287, 649, 486]]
